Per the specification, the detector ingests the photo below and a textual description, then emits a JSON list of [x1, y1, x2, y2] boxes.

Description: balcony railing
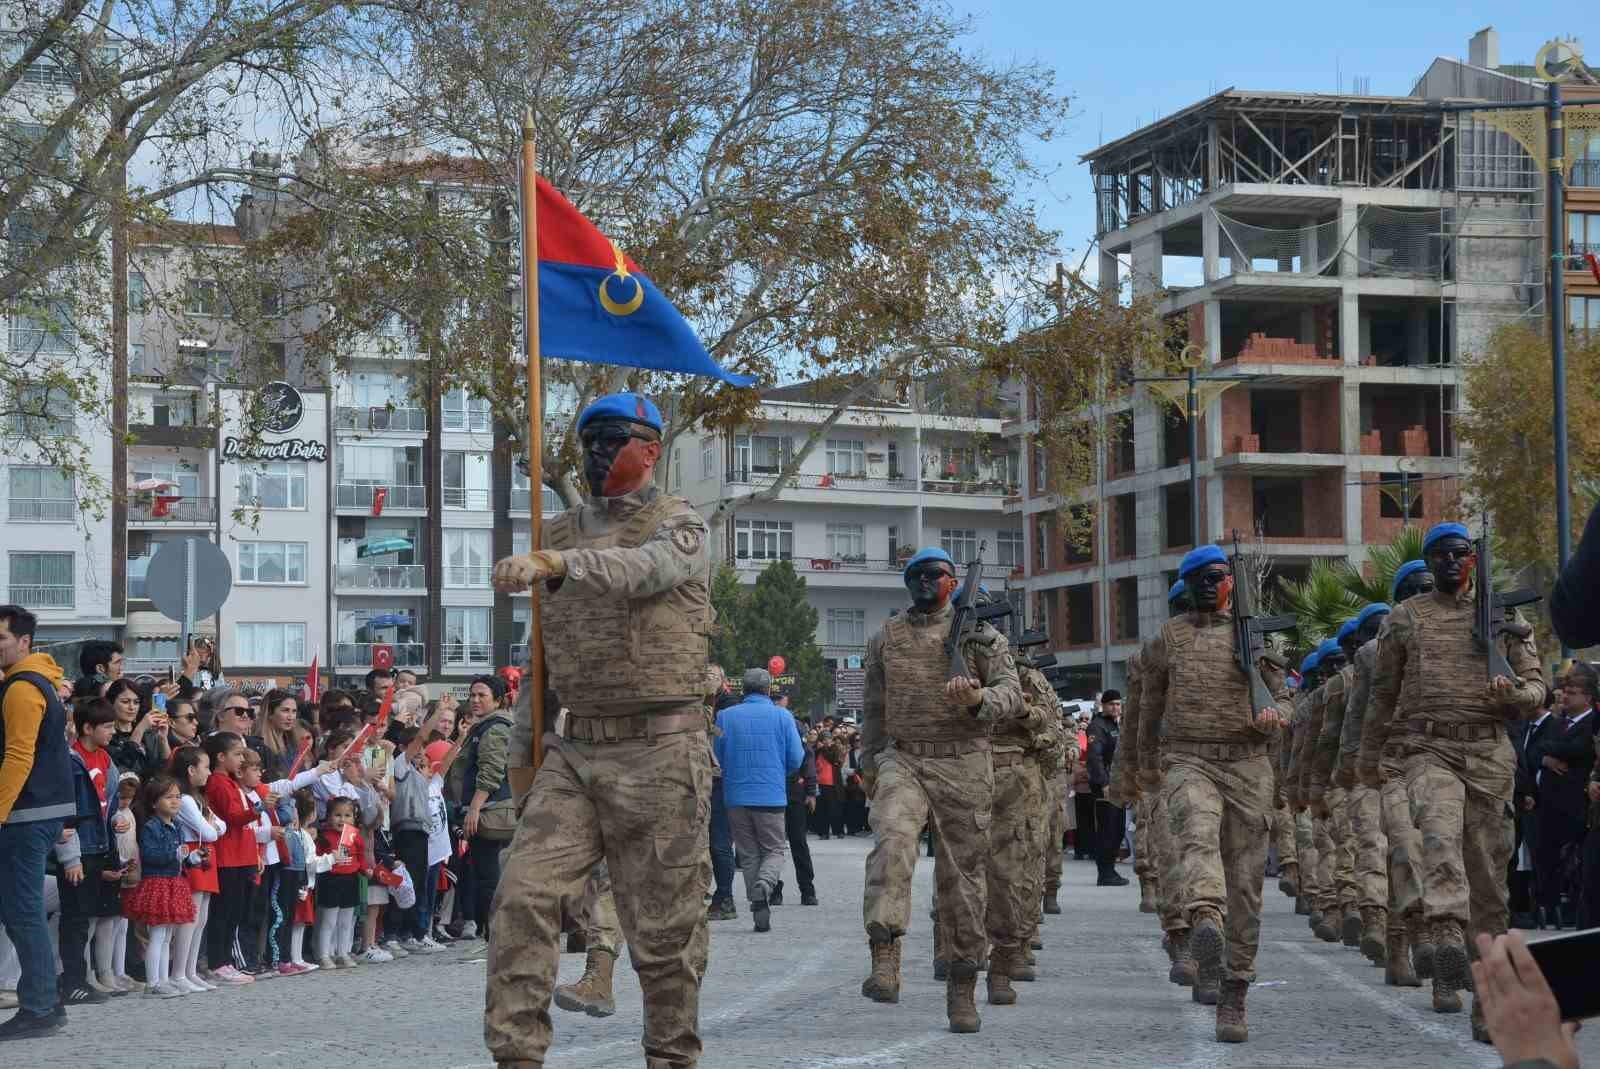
[[11, 584, 73, 608], [442, 642, 494, 669], [919, 477, 1020, 496], [728, 470, 917, 492], [1572, 159, 1600, 188], [441, 411, 493, 433], [335, 563, 426, 591], [8, 497, 74, 523], [336, 483, 426, 511], [334, 642, 427, 670], [335, 406, 427, 433], [444, 564, 492, 588], [510, 487, 564, 515], [738, 556, 1018, 579], [442, 487, 491, 510], [127, 496, 217, 524]]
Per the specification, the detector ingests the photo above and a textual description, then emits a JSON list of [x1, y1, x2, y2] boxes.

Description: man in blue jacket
[[715, 668, 804, 933]]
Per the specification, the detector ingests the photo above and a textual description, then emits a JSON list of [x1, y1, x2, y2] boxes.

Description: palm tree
[[1280, 558, 1366, 655], [1341, 527, 1427, 606]]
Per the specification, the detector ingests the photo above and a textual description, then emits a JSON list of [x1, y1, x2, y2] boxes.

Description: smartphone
[[167, 665, 175, 684], [1526, 928, 1600, 1020], [153, 691, 167, 712]]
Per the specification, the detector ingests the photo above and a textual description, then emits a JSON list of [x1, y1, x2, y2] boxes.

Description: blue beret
[[1178, 545, 1228, 578], [1391, 560, 1428, 600], [1167, 579, 1186, 603], [1300, 650, 1322, 673], [1335, 617, 1360, 642], [1422, 521, 1470, 555], [903, 547, 954, 577], [1316, 638, 1342, 659], [1355, 603, 1391, 628], [577, 392, 663, 434]]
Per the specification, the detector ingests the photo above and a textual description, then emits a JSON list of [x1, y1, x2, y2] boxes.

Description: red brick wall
[[1301, 383, 1342, 453], [1221, 388, 1251, 453], [1223, 475, 1253, 534], [1303, 470, 1344, 539]]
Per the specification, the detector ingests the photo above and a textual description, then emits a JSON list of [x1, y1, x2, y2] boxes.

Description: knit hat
[[424, 741, 451, 773]]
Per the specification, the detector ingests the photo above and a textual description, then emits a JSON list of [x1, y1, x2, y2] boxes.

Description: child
[[109, 773, 141, 992], [389, 725, 440, 952], [169, 745, 222, 993], [249, 755, 332, 974], [315, 797, 369, 969], [201, 732, 262, 984], [288, 791, 333, 971], [125, 775, 197, 998], [60, 700, 127, 1004]]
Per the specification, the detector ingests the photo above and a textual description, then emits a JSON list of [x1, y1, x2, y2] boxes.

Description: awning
[[357, 538, 415, 558]]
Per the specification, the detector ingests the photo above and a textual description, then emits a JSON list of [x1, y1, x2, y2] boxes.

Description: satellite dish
[[1536, 39, 1589, 83]]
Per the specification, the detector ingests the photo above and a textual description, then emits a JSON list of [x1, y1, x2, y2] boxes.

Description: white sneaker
[[114, 975, 141, 993], [318, 956, 338, 971], [295, 959, 319, 972], [400, 938, 424, 952], [174, 977, 209, 995], [211, 965, 253, 984], [0, 989, 18, 1009], [458, 920, 478, 940], [87, 973, 114, 994], [361, 947, 394, 964], [382, 939, 410, 958], [145, 980, 186, 999], [185, 974, 218, 991], [416, 936, 447, 954]]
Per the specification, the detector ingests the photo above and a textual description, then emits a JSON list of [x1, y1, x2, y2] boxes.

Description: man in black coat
[[1509, 696, 1557, 926], [1534, 662, 1598, 929], [1087, 691, 1127, 888], [1550, 500, 1600, 650]]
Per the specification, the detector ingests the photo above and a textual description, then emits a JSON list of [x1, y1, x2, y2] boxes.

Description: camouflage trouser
[[1346, 785, 1388, 913], [1149, 784, 1186, 934], [1042, 775, 1067, 897], [1162, 752, 1273, 982], [579, 861, 622, 956], [1404, 748, 1513, 943], [1312, 815, 1337, 911], [980, 753, 1043, 954], [1379, 759, 1423, 920], [485, 730, 713, 1067], [1327, 786, 1359, 910], [864, 748, 993, 967], [1295, 808, 1321, 904], [1027, 759, 1055, 939], [1272, 805, 1298, 868], [1132, 795, 1154, 878]]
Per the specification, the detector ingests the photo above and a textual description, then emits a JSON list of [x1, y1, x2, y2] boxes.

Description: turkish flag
[[306, 655, 319, 703], [371, 487, 387, 517], [372, 644, 394, 671], [152, 495, 182, 518], [1588, 253, 1600, 286]]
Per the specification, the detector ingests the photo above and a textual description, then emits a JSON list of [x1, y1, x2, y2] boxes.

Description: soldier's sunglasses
[[580, 425, 657, 451], [1189, 566, 1232, 587], [1428, 546, 1473, 562]]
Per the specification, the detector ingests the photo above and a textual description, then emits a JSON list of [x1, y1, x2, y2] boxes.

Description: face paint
[[1215, 575, 1234, 612], [904, 565, 955, 612], [1426, 538, 1473, 594], [1188, 566, 1233, 612], [581, 420, 657, 498]]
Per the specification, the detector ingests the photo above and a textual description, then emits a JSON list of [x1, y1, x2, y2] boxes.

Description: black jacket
[[1085, 713, 1120, 788], [1535, 710, 1597, 824], [1514, 714, 1555, 803], [1550, 499, 1600, 649]]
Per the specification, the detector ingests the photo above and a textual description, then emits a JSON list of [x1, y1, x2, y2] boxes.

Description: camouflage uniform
[[577, 861, 621, 956], [1311, 666, 1363, 938], [1138, 609, 1285, 987], [1337, 638, 1396, 963], [1354, 638, 1426, 960], [1367, 587, 1545, 1011], [1118, 651, 1157, 910], [861, 603, 1021, 1016], [1286, 688, 1325, 914], [1041, 712, 1075, 909], [486, 487, 714, 1069], [1020, 664, 1066, 944]]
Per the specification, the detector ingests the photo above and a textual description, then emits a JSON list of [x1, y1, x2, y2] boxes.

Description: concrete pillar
[[1130, 235, 1163, 298], [1203, 208, 1221, 282], [1204, 299, 1223, 365], [1407, 303, 1429, 365], [1099, 249, 1119, 297], [1340, 292, 1360, 367], [1343, 380, 1363, 553], [1339, 201, 1359, 280]]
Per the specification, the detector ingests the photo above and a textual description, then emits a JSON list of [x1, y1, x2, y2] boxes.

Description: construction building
[[1010, 27, 1597, 696]]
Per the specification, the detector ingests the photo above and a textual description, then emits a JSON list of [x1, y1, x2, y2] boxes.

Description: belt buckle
[[602, 719, 619, 743]]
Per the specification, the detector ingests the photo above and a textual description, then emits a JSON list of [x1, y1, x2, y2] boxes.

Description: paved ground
[[12, 834, 1600, 1068]]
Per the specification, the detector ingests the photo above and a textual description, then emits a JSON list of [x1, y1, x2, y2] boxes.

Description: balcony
[[442, 487, 491, 511], [334, 642, 428, 671], [127, 496, 217, 525], [1573, 159, 1600, 189], [335, 406, 427, 434], [444, 564, 492, 588], [8, 497, 74, 523], [11, 585, 73, 609], [336, 483, 426, 511], [510, 486, 564, 515], [442, 643, 494, 670], [335, 563, 426, 592], [728, 470, 918, 493]]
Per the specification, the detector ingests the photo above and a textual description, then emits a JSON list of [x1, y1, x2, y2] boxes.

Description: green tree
[[1340, 526, 1427, 606], [1279, 559, 1365, 658], [708, 562, 748, 677], [708, 560, 832, 716]]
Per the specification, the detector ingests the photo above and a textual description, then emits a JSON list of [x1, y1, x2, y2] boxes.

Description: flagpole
[[520, 108, 547, 776]]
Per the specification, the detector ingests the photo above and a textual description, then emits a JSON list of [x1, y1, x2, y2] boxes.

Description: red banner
[[306, 655, 319, 704], [152, 494, 182, 518], [371, 487, 388, 517], [285, 736, 314, 779]]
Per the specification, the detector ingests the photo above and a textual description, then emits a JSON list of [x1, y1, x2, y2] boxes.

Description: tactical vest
[[1398, 595, 1502, 723], [540, 494, 712, 713], [995, 656, 1046, 749], [1160, 613, 1257, 743], [881, 611, 991, 746]]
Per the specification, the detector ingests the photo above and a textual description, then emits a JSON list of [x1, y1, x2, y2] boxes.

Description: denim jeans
[[0, 819, 65, 1015], [709, 778, 735, 903]]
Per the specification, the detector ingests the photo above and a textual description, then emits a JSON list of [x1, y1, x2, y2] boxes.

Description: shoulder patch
[[670, 525, 703, 555]]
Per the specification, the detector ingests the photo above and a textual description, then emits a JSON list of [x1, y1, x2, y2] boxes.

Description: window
[[442, 389, 492, 432], [150, 391, 197, 427], [1066, 584, 1095, 645], [8, 466, 72, 522], [825, 439, 866, 476], [238, 462, 307, 509], [128, 637, 180, 662], [444, 529, 492, 586], [128, 270, 149, 313], [1032, 443, 1045, 492], [671, 446, 682, 492], [733, 434, 786, 477], [131, 458, 199, 499], [128, 533, 183, 599], [4, 121, 71, 164], [939, 528, 977, 562], [1571, 296, 1600, 334], [9, 551, 73, 608], [826, 522, 865, 560], [996, 529, 1024, 568], [701, 439, 717, 479], [342, 371, 412, 410], [184, 279, 230, 317], [235, 623, 306, 665], [442, 450, 490, 509], [938, 445, 976, 480], [1574, 133, 1600, 188], [9, 300, 76, 354], [444, 607, 492, 668], [339, 445, 422, 485], [5, 383, 74, 436], [1569, 212, 1600, 257], [1064, 504, 1094, 564], [1034, 516, 1049, 570], [826, 608, 866, 647], [734, 518, 793, 560], [237, 541, 307, 584], [1004, 448, 1021, 487], [129, 343, 147, 375], [1114, 577, 1139, 640]]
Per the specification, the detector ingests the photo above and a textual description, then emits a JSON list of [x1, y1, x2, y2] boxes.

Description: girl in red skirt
[[126, 775, 198, 998]]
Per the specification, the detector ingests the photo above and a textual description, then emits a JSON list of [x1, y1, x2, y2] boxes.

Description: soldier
[[1357, 562, 1437, 987], [1041, 699, 1077, 916], [1367, 523, 1546, 1041], [1299, 639, 1351, 943], [1286, 652, 1324, 921], [554, 862, 621, 1018], [484, 392, 714, 1069], [1330, 604, 1394, 969], [1310, 631, 1364, 951], [860, 548, 1021, 1034], [1137, 546, 1287, 1043], [1020, 659, 1066, 963]]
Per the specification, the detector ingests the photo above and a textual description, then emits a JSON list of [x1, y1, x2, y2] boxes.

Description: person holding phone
[[103, 678, 170, 780], [1472, 932, 1582, 1069]]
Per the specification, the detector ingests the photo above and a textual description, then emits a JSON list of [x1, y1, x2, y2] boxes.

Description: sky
[[953, 0, 1586, 267]]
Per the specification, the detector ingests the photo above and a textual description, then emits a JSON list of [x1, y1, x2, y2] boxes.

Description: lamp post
[[1132, 363, 1257, 549]]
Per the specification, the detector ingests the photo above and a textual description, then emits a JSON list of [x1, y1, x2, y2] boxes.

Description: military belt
[[992, 750, 1026, 769], [894, 737, 991, 759], [563, 710, 707, 744], [1404, 719, 1501, 743], [1166, 738, 1268, 761]]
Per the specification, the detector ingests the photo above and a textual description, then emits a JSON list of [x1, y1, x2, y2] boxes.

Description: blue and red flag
[[535, 177, 754, 387]]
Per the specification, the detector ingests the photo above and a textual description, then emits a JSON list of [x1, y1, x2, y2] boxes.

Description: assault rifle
[[974, 601, 1055, 668], [1229, 531, 1298, 719], [1473, 514, 1541, 683], [945, 541, 988, 682]]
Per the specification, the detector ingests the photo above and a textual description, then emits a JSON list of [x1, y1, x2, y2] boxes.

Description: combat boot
[[1190, 910, 1223, 1006], [1277, 862, 1300, 898], [1470, 996, 1491, 1044], [1138, 877, 1158, 914], [1385, 925, 1419, 987], [1168, 929, 1196, 987], [1312, 909, 1339, 942], [1009, 944, 1037, 982], [1215, 978, 1250, 1043], [946, 963, 981, 1033], [861, 938, 901, 1004], [1023, 942, 1038, 965], [1430, 919, 1471, 994], [1359, 906, 1388, 965], [1294, 895, 1310, 916], [1042, 890, 1061, 915], [1341, 905, 1362, 948], [932, 958, 948, 981], [985, 949, 1017, 1006], [553, 948, 616, 1018], [1030, 933, 1043, 950], [1408, 912, 1434, 980], [566, 930, 587, 954]]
